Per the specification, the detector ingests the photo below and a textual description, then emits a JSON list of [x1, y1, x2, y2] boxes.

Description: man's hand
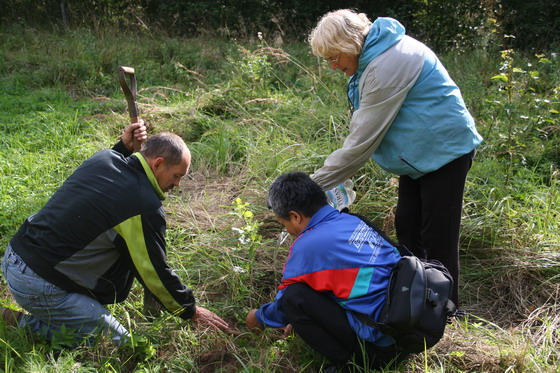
[[191, 306, 229, 331], [122, 120, 147, 152], [245, 309, 264, 331]]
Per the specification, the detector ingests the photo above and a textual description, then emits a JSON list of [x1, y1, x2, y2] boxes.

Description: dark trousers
[[281, 283, 408, 370], [395, 151, 474, 307]]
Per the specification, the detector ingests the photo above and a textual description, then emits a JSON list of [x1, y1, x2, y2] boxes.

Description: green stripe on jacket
[[115, 215, 184, 315]]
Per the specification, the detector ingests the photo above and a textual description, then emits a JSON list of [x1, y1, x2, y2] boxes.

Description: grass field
[[0, 26, 559, 372]]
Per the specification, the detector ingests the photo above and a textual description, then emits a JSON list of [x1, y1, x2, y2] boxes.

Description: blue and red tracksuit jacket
[[256, 205, 401, 345]]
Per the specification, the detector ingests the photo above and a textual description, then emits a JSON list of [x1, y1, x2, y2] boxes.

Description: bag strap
[[353, 310, 383, 329], [345, 212, 414, 257]]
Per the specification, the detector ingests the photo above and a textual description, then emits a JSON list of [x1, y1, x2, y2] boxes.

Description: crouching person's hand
[[246, 309, 264, 331]]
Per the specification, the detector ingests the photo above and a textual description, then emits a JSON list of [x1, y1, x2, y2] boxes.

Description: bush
[[1, 1, 558, 50]]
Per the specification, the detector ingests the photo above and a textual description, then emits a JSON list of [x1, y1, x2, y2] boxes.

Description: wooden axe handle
[[118, 66, 139, 123]]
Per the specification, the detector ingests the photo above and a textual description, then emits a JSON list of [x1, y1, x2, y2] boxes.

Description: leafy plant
[[230, 197, 263, 280], [488, 48, 559, 184]]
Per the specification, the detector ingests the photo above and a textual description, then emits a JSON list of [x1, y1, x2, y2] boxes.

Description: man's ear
[[286, 210, 311, 235], [151, 157, 166, 170], [287, 210, 303, 224]]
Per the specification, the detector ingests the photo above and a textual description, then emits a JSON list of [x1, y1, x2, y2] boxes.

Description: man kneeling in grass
[[1, 121, 228, 346], [246, 172, 409, 372]]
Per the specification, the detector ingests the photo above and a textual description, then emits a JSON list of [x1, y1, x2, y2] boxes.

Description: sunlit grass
[[0, 26, 558, 372]]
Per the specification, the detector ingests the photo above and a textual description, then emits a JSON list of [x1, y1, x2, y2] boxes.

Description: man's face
[[153, 151, 191, 193], [275, 211, 310, 237]]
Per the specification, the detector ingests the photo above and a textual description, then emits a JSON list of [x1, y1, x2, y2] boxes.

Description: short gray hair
[[308, 9, 372, 58], [140, 132, 187, 166]]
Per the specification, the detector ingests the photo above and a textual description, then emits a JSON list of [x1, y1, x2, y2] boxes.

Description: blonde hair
[[308, 9, 372, 58]]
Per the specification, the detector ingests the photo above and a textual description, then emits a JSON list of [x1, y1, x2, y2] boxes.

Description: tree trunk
[[60, 0, 68, 29]]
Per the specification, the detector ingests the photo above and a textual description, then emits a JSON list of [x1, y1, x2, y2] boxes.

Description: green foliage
[[499, 0, 560, 51], [231, 46, 274, 90], [485, 49, 559, 184], [0, 84, 111, 244], [0, 25, 235, 95], [407, 0, 491, 51], [0, 27, 559, 372], [120, 334, 157, 366], [49, 325, 79, 350], [230, 197, 263, 276], [2, 0, 558, 50]]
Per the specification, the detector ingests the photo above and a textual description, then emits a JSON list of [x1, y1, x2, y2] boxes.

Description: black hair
[[267, 172, 328, 219], [140, 132, 186, 165]]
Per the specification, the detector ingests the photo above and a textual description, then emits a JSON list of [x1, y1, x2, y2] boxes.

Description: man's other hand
[[192, 306, 229, 331]]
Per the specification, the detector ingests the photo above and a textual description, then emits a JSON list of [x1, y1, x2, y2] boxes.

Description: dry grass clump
[[462, 246, 559, 327], [519, 293, 560, 366], [437, 300, 560, 372], [405, 319, 535, 372], [166, 170, 257, 231], [521, 299, 560, 346], [415, 326, 504, 372]]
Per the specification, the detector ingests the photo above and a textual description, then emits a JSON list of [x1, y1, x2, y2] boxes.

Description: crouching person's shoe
[[1, 307, 22, 327]]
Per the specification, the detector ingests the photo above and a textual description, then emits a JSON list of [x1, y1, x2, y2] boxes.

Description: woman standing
[[309, 9, 482, 307]]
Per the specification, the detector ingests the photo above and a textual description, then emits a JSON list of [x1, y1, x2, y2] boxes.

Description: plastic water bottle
[[325, 179, 356, 211]]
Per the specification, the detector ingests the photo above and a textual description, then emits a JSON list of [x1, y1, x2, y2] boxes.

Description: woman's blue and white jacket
[[312, 17, 483, 190]]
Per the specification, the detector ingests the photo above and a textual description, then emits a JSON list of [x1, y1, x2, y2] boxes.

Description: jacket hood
[[348, 17, 406, 109], [358, 17, 405, 76]]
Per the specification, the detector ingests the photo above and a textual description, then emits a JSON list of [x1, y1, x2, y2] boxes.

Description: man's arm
[[114, 211, 197, 319], [246, 289, 289, 330], [118, 211, 229, 330]]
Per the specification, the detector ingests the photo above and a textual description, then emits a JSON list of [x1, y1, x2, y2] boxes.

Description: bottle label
[[326, 185, 349, 210], [332, 187, 347, 209], [325, 180, 356, 211]]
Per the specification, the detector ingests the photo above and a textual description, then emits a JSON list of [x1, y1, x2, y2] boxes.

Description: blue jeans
[[2, 244, 129, 346]]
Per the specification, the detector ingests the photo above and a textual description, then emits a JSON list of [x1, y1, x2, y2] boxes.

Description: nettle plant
[[231, 43, 273, 90], [489, 47, 558, 184]]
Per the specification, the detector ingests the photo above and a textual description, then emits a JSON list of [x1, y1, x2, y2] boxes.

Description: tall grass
[[0, 25, 558, 372]]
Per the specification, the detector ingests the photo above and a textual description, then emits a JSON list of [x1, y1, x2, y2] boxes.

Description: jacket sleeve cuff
[[177, 304, 197, 320], [112, 139, 133, 157], [255, 308, 266, 327], [256, 301, 288, 328]]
